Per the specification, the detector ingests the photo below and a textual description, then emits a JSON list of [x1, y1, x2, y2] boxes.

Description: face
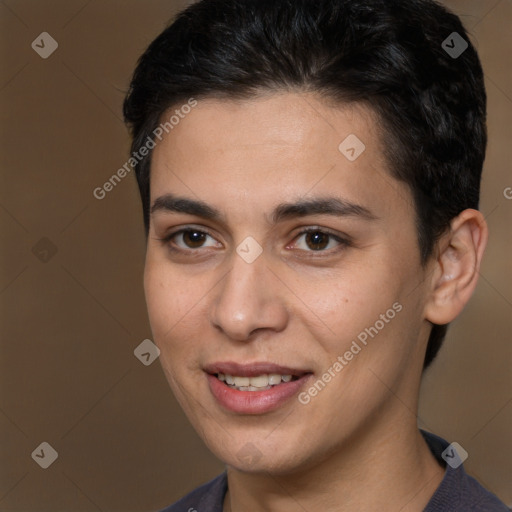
[[145, 92, 433, 474]]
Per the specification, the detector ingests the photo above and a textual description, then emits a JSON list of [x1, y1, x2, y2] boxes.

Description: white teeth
[[249, 375, 269, 387], [268, 373, 282, 385], [218, 373, 298, 390], [233, 376, 250, 387]]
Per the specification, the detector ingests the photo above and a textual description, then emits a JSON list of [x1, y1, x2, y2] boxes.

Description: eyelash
[[156, 226, 351, 256]]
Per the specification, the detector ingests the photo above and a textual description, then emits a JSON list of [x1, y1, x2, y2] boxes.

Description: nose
[[209, 251, 289, 341]]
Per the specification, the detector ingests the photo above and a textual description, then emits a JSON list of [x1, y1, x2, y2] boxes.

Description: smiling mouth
[[215, 372, 301, 391], [205, 364, 314, 414]]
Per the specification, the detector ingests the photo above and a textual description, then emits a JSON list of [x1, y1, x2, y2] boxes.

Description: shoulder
[[157, 472, 228, 512], [421, 430, 510, 512], [425, 468, 510, 512]]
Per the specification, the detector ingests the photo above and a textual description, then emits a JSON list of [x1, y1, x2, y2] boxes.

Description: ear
[[424, 209, 488, 325]]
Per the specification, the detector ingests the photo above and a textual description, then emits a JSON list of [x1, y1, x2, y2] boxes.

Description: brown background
[[1, 1, 511, 510]]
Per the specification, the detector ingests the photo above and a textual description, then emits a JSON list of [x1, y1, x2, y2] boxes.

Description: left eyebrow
[[269, 196, 378, 224], [150, 193, 378, 225]]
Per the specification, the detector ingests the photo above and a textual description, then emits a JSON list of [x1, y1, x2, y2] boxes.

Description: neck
[[223, 411, 445, 512]]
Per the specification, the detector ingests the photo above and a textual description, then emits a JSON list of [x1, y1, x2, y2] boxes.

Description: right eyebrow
[[151, 194, 225, 222]]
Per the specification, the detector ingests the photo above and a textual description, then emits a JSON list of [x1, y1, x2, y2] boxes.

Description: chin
[[213, 436, 311, 475]]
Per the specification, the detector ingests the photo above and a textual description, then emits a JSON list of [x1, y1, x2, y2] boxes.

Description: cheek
[[303, 266, 396, 339], [143, 255, 212, 369], [143, 259, 219, 422], [144, 261, 173, 335], [302, 261, 415, 385]]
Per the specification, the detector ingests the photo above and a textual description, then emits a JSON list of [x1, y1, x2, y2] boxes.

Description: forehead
[[149, 92, 411, 221], [153, 92, 380, 160]]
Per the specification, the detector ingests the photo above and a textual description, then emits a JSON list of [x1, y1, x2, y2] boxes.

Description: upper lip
[[204, 361, 312, 377]]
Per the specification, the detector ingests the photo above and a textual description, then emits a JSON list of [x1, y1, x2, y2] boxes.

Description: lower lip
[[206, 373, 313, 414]]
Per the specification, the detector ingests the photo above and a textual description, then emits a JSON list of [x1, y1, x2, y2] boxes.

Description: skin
[[144, 91, 488, 512]]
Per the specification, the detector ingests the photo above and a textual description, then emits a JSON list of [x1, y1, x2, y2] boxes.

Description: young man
[[123, 0, 509, 510]]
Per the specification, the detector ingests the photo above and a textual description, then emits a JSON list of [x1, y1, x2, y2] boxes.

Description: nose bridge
[[210, 248, 286, 340]]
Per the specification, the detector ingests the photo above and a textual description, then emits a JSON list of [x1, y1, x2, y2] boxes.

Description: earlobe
[[424, 209, 488, 325]]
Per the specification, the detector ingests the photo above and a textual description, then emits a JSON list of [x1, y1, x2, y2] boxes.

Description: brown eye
[[161, 228, 219, 252], [293, 228, 348, 253], [180, 230, 208, 248], [304, 231, 330, 251]]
